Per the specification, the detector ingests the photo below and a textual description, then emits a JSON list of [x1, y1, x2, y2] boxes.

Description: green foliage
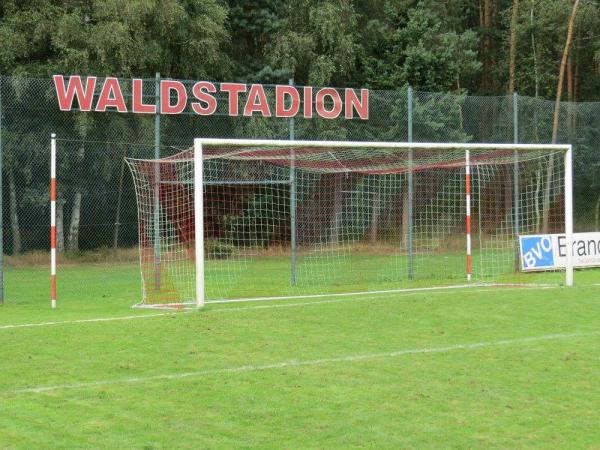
[[268, 0, 359, 85], [0, 0, 232, 78], [385, 90, 471, 143], [361, 2, 480, 91], [228, 0, 288, 81], [227, 188, 289, 247], [205, 238, 235, 259], [1, 0, 598, 97]]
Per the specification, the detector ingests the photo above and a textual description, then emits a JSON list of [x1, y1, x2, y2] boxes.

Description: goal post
[[194, 139, 204, 308], [565, 144, 574, 287], [126, 139, 573, 308]]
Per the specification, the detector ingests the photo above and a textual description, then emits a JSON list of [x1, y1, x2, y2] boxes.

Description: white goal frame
[[189, 138, 574, 308]]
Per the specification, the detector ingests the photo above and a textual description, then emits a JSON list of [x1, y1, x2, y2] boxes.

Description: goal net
[[126, 139, 573, 308]]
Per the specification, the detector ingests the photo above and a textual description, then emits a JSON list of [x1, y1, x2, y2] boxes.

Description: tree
[[552, 0, 580, 144], [508, 0, 520, 95], [360, 2, 480, 92], [268, 0, 359, 86], [228, 0, 287, 82], [542, 0, 580, 233]]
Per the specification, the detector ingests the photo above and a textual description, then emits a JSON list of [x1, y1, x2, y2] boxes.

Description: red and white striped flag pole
[[50, 133, 57, 309], [465, 149, 472, 282]]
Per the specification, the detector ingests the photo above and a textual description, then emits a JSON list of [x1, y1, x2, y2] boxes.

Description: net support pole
[[513, 92, 521, 272], [153, 72, 161, 290], [50, 134, 57, 309], [194, 139, 205, 307], [465, 149, 472, 282], [407, 86, 414, 279], [289, 78, 297, 286], [564, 145, 574, 287], [0, 76, 3, 305]]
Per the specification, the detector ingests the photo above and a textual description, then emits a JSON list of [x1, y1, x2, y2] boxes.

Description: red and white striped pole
[[465, 149, 472, 282], [50, 133, 57, 309]]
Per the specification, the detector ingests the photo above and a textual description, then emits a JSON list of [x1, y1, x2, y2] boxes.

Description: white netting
[[126, 142, 567, 305]]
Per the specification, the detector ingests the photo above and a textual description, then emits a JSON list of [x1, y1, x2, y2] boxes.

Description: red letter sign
[[191, 81, 217, 115], [95, 78, 127, 112], [303, 87, 313, 118], [132, 78, 156, 114], [221, 83, 247, 116], [315, 88, 342, 119], [345, 88, 369, 120], [244, 84, 271, 117], [53, 75, 96, 112], [160, 80, 188, 114], [275, 86, 300, 118]]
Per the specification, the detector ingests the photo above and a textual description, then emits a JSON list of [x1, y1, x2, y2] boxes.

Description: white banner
[[519, 232, 600, 271]]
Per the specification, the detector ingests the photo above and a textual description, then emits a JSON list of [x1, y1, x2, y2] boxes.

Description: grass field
[[1, 260, 599, 448]]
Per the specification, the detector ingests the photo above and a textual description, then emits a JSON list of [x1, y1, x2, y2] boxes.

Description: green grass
[[1, 260, 599, 448]]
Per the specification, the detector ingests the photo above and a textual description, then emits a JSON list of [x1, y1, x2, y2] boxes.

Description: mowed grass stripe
[[2, 281, 599, 448], [0, 285, 562, 330], [10, 330, 600, 394], [2, 286, 598, 394]]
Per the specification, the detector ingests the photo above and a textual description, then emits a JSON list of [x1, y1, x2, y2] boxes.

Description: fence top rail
[[194, 138, 572, 152]]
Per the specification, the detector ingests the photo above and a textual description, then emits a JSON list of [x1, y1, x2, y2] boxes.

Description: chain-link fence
[[1, 75, 598, 305]]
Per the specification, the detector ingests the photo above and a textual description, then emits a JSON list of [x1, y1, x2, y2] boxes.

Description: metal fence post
[[154, 73, 161, 289], [0, 75, 3, 305], [407, 86, 414, 280], [513, 92, 520, 271], [289, 78, 297, 286]]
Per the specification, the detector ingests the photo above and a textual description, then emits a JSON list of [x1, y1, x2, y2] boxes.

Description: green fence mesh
[[1, 75, 598, 305]]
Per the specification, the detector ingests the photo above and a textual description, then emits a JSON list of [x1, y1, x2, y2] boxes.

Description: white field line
[[132, 283, 487, 308], [206, 283, 482, 304], [207, 283, 556, 304], [0, 291, 448, 331], [0, 311, 181, 331], [11, 330, 599, 395], [0, 285, 557, 332]]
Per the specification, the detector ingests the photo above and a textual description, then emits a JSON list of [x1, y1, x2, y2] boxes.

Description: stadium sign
[[519, 232, 600, 271], [53, 75, 369, 120]]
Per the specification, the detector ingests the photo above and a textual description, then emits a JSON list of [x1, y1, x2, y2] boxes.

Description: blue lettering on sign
[[521, 236, 555, 269]]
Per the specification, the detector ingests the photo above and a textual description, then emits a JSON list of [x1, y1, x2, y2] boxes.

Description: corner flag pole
[[50, 134, 57, 309], [466, 149, 472, 282]]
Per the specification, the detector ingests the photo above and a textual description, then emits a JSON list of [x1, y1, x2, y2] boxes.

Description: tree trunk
[[574, 57, 579, 103], [530, 2, 539, 101], [567, 55, 575, 135], [508, 0, 520, 95], [571, 39, 579, 129], [567, 56, 573, 102], [113, 158, 126, 249], [67, 142, 85, 251], [529, 2, 540, 142], [595, 195, 600, 231], [551, 0, 579, 144], [329, 175, 345, 244], [543, 0, 580, 233], [67, 193, 82, 251], [369, 189, 381, 243], [56, 198, 64, 253], [480, 0, 494, 92], [8, 168, 21, 254]]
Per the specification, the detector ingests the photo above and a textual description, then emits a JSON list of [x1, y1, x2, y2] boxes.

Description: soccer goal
[[126, 139, 573, 308]]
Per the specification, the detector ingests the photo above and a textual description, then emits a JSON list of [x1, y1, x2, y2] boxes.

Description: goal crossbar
[[194, 138, 571, 152]]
